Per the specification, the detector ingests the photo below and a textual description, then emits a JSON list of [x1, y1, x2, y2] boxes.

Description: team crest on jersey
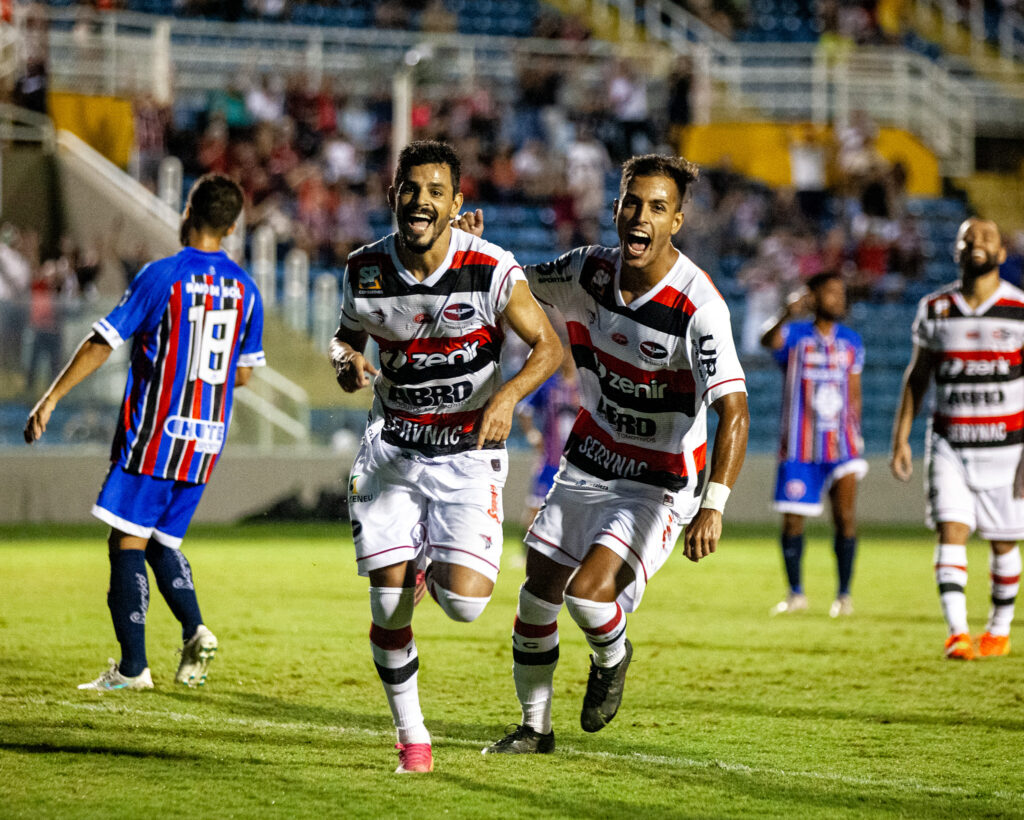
[[611, 332, 628, 345], [639, 340, 669, 362], [358, 265, 383, 291], [442, 303, 476, 324], [586, 267, 612, 299], [933, 297, 950, 318]]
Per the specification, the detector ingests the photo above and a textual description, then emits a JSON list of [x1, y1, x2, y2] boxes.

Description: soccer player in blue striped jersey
[[24, 174, 265, 690], [761, 271, 866, 618]]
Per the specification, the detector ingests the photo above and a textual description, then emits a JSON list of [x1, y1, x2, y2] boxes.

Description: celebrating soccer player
[[461, 154, 749, 754], [761, 272, 866, 617], [330, 140, 561, 773], [891, 217, 1022, 660], [24, 174, 266, 690]]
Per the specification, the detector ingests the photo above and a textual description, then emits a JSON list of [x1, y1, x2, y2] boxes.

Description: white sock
[[987, 547, 1021, 637], [564, 594, 628, 667], [512, 586, 561, 735], [368, 586, 430, 745], [934, 544, 969, 635]]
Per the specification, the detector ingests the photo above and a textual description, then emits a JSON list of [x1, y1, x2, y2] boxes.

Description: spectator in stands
[[131, 92, 171, 192], [607, 59, 652, 159], [246, 75, 286, 125], [27, 259, 65, 393], [0, 224, 32, 378], [13, 59, 48, 115], [788, 123, 831, 226], [565, 122, 612, 245], [420, 0, 456, 33], [666, 56, 694, 148], [207, 78, 251, 132]]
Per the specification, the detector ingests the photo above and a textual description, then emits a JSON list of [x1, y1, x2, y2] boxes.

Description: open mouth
[[624, 229, 652, 257], [405, 211, 435, 234]]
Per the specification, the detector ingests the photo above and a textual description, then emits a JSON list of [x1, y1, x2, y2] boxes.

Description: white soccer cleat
[[78, 660, 154, 691], [770, 592, 808, 616], [829, 595, 854, 618], [175, 625, 218, 687]]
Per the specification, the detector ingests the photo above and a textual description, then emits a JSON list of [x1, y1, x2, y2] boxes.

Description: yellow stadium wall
[[680, 122, 941, 197], [48, 92, 134, 169]]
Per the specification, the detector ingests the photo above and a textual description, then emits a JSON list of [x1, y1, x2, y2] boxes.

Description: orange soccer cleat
[[944, 632, 975, 660], [977, 632, 1011, 658]]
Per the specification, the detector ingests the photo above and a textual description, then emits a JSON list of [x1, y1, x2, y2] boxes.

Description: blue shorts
[[772, 458, 868, 517], [527, 463, 559, 508], [93, 465, 206, 548]]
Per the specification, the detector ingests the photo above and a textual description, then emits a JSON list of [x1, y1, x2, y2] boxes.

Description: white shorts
[[925, 437, 1024, 540], [349, 423, 508, 581], [524, 463, 700, 612]]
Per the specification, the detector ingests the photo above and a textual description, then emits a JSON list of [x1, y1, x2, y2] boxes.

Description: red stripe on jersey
[[565, 320, 696, 392], [573, 409, 688, 474], [375, 325, 499, 355], [369, 624, 413, 650], [649, 285, 698, 316], [702, 376, 745, 401], [451, 249, 501, 269], [934, 411, 1024, 430], [693, 442, 706, 473], [582, 604, 623, 636], [179, 278, 214, 479], [386, 407, 480, 429], [995, 298, 1024, 309], [514, 618, 557, 638], [941, 349, 1023, 364], [142, 285, 182, 474], [992, 573, 1021, 584]]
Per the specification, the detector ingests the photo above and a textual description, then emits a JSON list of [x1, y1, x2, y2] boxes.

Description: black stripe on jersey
[[937, 429, 1024, 448], [349, 258, 497, 299], [993, 595, 1017, 606], [378, 338, 503, 385], [512, 646, 560, 666], [126, 305, 172, 473], [571, 342, 695, 415], [935, 365, 1022, 385], [579, 257, 690, 337], [938, 582, 965, 594], [167, 277, 204, 479], [983, 305, 1024, 321], [374, 657, 419, 686], [563, 433, 688, 492]]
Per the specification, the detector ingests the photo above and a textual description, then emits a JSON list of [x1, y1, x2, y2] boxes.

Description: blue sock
[[834, 535, 857, 596], [108, 549, 149, 677], [781, 534, 804, 594], [146, 542, 203, 642]]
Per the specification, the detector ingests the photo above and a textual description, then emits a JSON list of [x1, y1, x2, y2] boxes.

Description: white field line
[[48, 700, 1024, 801]]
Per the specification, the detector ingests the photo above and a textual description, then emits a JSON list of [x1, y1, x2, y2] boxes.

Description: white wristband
[[700, 481, 730, 513]]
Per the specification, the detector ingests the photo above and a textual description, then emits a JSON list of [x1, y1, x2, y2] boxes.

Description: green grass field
[[2, 522, 1022, 819]]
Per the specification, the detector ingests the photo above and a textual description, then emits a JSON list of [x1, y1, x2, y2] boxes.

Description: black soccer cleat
[[482, 724, 555, 755], [580, 638, 633, 733]]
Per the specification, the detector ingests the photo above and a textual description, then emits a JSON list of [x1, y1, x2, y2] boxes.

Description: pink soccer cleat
[[395, 743, 434, 773]]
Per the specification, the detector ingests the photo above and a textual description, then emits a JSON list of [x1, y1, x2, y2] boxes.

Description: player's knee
[[369, 586, 415, 629], [429, 583, 490, 623]]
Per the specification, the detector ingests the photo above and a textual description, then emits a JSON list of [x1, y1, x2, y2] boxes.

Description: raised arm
[[761, 287, 810, 351], [683, 391, 750, 562], [475, 280, 562, 449], [330, 323, 378, 393], [890, 344, 937, 481], [24, 332, 113, 443]]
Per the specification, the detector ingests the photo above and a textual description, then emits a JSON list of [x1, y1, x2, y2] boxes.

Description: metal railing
[[25, 6, 979, 176]]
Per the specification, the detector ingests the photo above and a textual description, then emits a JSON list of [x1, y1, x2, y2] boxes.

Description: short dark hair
[[807, 270, 843, 291], [183, 173, 244, 238], [619, 155, 700, 211], [394, 140, 461, 193]]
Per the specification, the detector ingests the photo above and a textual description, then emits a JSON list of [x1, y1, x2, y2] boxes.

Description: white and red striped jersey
[[92, 247, 266, 484], [338, 228, 524, 455], [526, 245, 746, 494], [913, 279, 1024, 488]]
